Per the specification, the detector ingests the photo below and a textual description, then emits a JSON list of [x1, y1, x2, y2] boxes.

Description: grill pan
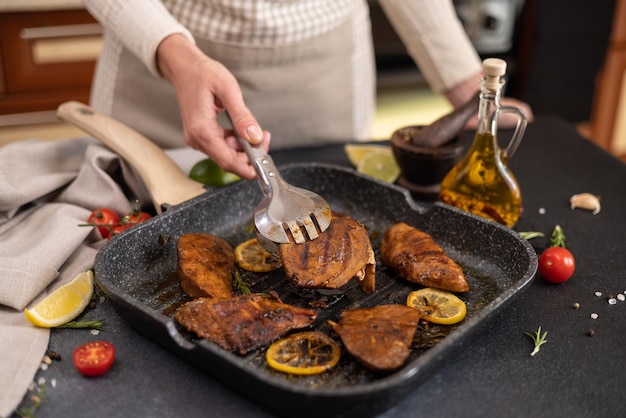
[[95, 162, 537, 418]]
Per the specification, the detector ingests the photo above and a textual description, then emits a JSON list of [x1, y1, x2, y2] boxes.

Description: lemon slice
[[356, 148, 400, 183], [235, 238, 282, 272], [266, 331, 341, 375], [24, 270, 94, 328], [344, 144, 391, 167], [406, 287, 467, 325]]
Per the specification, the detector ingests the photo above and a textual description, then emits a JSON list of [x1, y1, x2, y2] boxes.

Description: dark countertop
[[16, 116, 626, 418]]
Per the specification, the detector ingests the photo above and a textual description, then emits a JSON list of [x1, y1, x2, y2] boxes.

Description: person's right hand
[[156, 34, 270, 180]]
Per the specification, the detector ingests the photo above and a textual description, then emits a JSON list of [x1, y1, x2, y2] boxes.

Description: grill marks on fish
[[175, 292, 317, 355], [279, 215, 376, 292], [380, 222, 469, 292], [328, 304, 421, 372], [177, 233, 235, 299]]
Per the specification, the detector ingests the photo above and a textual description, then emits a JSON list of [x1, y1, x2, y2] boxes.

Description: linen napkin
[[0, 137, 204, 418]]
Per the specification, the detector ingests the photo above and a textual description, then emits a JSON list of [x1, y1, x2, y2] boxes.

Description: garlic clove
[[570, 193, 601, 215]]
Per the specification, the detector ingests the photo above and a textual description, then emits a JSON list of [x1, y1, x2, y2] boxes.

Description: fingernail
[[246, 125, 263, 143]]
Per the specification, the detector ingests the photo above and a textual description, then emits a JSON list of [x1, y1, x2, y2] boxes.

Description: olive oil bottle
[[438, 58, 528, 227]]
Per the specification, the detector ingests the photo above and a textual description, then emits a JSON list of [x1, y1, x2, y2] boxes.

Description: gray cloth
[[0, 137, 204, 417]]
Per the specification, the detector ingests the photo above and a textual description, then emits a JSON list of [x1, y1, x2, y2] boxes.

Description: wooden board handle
[[57, 101, 205, 213]]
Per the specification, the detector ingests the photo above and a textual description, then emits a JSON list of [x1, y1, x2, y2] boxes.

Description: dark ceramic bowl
[[390, 125, 465, 198]]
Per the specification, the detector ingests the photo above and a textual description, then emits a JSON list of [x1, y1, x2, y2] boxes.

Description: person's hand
[[445, 71, 534, 130], [156, 34, 269, 180]]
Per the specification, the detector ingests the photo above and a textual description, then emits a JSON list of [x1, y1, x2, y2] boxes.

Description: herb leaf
[[233, 271, 252, 295], [518, 231, 544, 240], [551, 225, 566, 247], [524, 326, 548, 356], [58, 319, 105, 330]]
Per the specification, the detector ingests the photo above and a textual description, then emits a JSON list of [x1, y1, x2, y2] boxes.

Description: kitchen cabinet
[[0, 8, 101, 120], [590, 0, 626, 160]]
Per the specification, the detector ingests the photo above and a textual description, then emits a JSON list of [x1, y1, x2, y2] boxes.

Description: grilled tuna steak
[[279, 214, 375, 293], [328, 304, 421, 372], [175, 292, 317, 355], [380, 222, 469, 292], [177, 233, 235, 299]]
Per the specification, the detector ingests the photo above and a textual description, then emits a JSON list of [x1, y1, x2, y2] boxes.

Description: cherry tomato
[[110, 223, 134, 237], [72, 340, 115, 377], [87, 208, 120, 239], [538, 247, 576, 283], [123, 209, 152, 225]]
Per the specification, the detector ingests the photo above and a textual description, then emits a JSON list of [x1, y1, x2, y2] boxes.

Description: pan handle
[[57, 101, 206, 213]]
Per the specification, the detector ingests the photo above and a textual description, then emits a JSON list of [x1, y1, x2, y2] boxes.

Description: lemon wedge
[[356, 148, 400, 183], [24, 270, 94, 328], [344, 144, 391, 167]]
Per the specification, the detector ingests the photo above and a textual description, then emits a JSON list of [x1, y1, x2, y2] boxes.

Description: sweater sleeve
[[83, 0, 195, 77], [376, 0, 481, 93]]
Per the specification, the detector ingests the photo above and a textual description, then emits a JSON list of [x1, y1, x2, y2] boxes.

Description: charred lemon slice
[[235, 238, 282, 272], [266, 331, 341, 375], [406, 288, 467, 325]]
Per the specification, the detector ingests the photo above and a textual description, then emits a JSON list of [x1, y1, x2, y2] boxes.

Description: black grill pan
[[95, 162, 537, 418]]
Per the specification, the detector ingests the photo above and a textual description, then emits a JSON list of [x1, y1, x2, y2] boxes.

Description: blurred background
[[0, 0, 624, 160]]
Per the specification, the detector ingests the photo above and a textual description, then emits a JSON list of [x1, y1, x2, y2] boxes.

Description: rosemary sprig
[[16, 382, 46, 418], [58, 319, 105, 330], [524, 326, 548, 356], [518, 231, 544, 240], [233, 271, 252, 295]]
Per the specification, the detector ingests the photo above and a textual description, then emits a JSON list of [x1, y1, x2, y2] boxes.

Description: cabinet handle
[[20, 23, 102, 40]]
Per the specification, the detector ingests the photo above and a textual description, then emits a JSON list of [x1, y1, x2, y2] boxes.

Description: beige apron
[[109, 20, 371, 150]]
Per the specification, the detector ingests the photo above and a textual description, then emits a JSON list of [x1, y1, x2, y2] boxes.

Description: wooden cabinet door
[[0, 9, 102, 115]]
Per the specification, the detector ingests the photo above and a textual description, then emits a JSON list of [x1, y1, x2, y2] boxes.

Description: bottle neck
[[476, 78, 504, 136]]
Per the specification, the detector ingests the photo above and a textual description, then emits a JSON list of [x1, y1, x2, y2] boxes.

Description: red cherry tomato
[[538, 247, 576, 283], [110, 223, 134, 237], [123, 210, 152, 225], [87, 208, 120, 239], [72, 340, 115, 377]]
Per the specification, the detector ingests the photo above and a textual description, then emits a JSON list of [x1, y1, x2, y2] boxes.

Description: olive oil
[[438, 58, 527, 227]]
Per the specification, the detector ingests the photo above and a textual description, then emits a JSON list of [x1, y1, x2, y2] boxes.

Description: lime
[[344, 144, 391, 167], [356, 148, 400, 183], [406, 287, 467, 325], [266, 331, 340, 375], [25, 270, 94, 328], [189, 158, 240, 187]]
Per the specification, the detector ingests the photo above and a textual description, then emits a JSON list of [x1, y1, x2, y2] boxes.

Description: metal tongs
[[228, 115, 331, 244]]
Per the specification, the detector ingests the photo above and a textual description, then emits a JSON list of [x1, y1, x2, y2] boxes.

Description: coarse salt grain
[[91, 329, 100, 336], [595, 291, 602, 297], [608, 298, 617, 305], [618, 294, 625, 301], [38, 377, 46, 385], [591, 313, 599, 319], [40, 363, 48, 371], [538, 208, 546, 215], [51, 378, 57, 388]]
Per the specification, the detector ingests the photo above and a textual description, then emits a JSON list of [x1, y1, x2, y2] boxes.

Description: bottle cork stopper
[[482, 58, 507, 90]]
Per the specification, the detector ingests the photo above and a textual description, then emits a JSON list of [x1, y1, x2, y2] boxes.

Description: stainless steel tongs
[[228, 116, 332, 244]]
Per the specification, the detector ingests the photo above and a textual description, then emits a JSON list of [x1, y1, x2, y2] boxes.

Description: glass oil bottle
[[438, 58, 528, 227]]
